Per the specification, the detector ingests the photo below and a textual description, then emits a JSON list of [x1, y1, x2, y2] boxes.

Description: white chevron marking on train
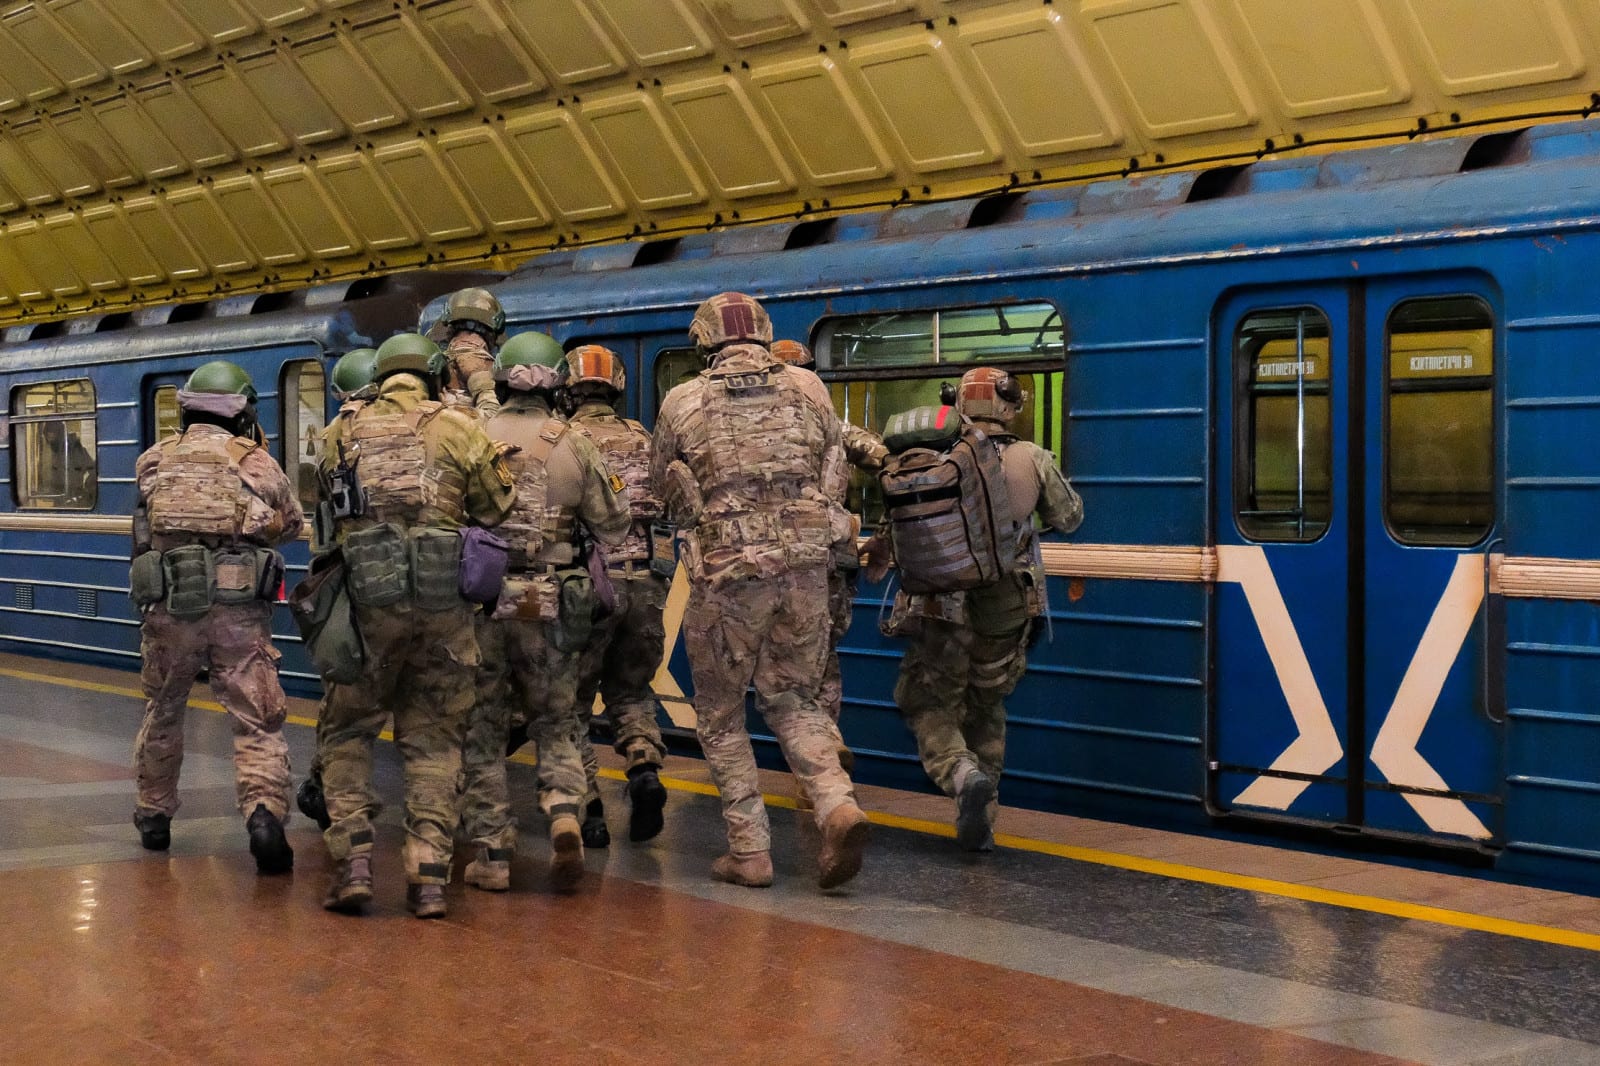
[[1368, 554, 1491, 839], [1217, 545, 1345, 810]]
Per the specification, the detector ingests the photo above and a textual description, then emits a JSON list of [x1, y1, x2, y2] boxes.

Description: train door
[[1212, 280, 1504, 845]]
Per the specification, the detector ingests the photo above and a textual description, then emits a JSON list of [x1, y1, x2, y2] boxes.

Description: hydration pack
[[878, 405, 1020, 594]]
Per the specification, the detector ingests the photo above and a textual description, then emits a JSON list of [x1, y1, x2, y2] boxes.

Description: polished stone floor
[[1, 652, 1598, 1065]]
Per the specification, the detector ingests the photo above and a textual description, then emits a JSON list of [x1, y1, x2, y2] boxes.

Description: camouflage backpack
[[878, 405, 1020, 594]]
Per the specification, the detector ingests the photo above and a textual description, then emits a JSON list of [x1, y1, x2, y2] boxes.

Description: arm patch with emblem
[[608, 473, 626, 494]]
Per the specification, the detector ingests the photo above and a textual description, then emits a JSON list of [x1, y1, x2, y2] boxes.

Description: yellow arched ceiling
[[0, 0, 1597, 322]]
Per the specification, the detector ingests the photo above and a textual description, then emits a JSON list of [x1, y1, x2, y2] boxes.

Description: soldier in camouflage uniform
[[317, 333, 515, 918], [887, 366, 1082, 852], [563, 344, 671, 847], [652, 293, 869, 890], [131, 361, 302, 874], [771, 340, 888, 772], [428, 287, 505, 418], [296, 347, 378, 832], [458, 331, 630, 893]]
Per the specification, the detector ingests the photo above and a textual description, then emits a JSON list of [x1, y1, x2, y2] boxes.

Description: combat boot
[[711, 850, 774, 887], [406, 883, 447, 919], [817, 803, 870, 889], [246, 804, 294, 875], [463, 846, 512, 892], [582, 798, 611, 849], [625, 764, 667, 842], [134, 811, 170, 852], [322, 853, 373, 914], [952, 760, 997, 853], [295, 772, 331, 830], [549, 812, 585, 892]]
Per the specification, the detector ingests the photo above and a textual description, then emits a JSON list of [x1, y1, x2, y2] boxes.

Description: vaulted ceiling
[[0, 0, 1595, 323]]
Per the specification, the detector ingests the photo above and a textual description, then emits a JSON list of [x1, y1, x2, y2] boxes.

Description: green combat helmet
[[184, 359, 258, 403], [330, 347, 377, 399], [373, 333, 446, 393], [494, 330, 566, 394], [437, 287, 506, 345]]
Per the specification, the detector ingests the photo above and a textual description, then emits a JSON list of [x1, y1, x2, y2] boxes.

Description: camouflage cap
[[688, 291, 772, 350], [565, 344, 626, 393], [770, 339, 814, 369], [954, 366, 1024, 425]]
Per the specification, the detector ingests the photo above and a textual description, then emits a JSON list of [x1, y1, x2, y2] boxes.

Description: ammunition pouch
[[161, 544, 214, 620], [213, 547, 283, 606], [289, 549, 365, 684], [411, 527, 464, 612], [552, 568, 595, 653], [129, 550, 166, 608], [491, 572, 559, 623], [343, 524, 410, 608]]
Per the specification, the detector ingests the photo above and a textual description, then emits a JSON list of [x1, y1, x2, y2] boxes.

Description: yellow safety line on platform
[[8, 662, 1598, 952]]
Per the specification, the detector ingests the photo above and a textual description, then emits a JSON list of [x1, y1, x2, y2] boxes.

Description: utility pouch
[[459, 526, 510, 606], [129, 550, 166, 608], [289, 549, 365, 684], [343, 524, 409, 608], [213, 547, 269, 606], [492, 573, 560, 622], [878, 587, 921, 639], [161, 544, 214, 620], [411, 527, 464, 611], [551, 568, 595, 653], [648, 521, 677, 580]]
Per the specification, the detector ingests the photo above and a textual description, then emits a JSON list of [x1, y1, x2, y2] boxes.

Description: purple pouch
[[587, 540, 617, 619], [459, 526, 510, 606]]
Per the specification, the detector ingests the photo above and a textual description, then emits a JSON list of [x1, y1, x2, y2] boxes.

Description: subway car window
[[152, 386, 181, 444], [652, 347, 701, 414], [1236, 308, 1332, 542], [1385, 296, 1494, 546], [282, 360, 327, 513], [11, 379, 97, 510], [814, 303, 1066, 523]]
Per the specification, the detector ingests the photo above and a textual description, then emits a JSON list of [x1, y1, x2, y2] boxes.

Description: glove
[[860, 532, 892, 585]]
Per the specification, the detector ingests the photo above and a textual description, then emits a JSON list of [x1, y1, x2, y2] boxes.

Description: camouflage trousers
[[893, 576, 1032, 795], [820, 566, 857, 724], [683, 566, 856, 855], [462, 610, 589, 851], [134, 601, 291, 821], [574, 569, 668, 792], [319, 601, 476, 886]]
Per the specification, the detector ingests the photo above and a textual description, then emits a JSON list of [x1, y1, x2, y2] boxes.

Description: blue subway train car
[[11, 117, 1600, 888], [0, 271, 496, 689]]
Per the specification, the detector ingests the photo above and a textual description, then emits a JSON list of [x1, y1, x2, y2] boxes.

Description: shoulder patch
[[492, 452, 515, 488], [608, 473, 626, 494]]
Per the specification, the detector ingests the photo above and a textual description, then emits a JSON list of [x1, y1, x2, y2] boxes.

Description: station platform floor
[[2, 650, 1599, 1066]]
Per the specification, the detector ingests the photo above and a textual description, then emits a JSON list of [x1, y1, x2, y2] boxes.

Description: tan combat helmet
[[437, 287, 506, 345], [770, 339, 815, 369], [952, 366, 1025, 426], [688, 291, 773, 353], [565, 344, 627, 395]]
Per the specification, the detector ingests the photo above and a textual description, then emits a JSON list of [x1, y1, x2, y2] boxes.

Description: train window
[[152, 386, 181, 444], [814, 303, 1063, 369], [1235, 308, 1332, 542], [1384, 297, 1494, 545], [653, 347, 700, 414], [10, 380, 97, 511], [282, 360, 327, 513]]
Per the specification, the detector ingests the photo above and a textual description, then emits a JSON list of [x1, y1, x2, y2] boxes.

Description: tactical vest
[[345, 401, 467, 527], [486, 414, 578, 569], [572, 410, 657, 561], [147, 430, 257, 542], [878, 405, 1022, 595]]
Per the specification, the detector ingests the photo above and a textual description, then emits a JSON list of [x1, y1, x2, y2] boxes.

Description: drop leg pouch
[[288, 549, 365, 685]]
